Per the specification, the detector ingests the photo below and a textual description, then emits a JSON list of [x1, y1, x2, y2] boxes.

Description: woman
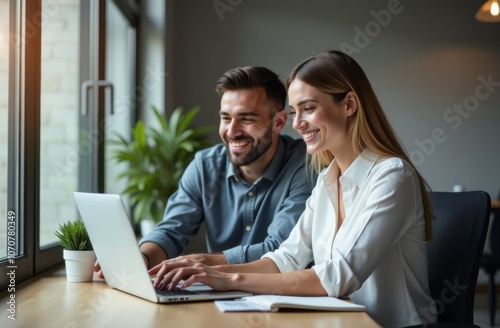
[[149, 51, 437, 327]]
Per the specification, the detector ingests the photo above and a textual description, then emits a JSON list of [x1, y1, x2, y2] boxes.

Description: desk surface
[[0, 266, 380, 328]]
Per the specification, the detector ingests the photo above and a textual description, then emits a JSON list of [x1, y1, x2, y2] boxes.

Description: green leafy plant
[[108, 105, 213, 225], [54, 220, 93, 251]]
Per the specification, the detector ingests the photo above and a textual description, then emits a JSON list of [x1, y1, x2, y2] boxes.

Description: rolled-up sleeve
[[262, 152, 434, 327], [314, 164, 422, 297]]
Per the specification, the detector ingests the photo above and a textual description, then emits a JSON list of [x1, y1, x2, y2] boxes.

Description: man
[[96, 66, 314, 277]]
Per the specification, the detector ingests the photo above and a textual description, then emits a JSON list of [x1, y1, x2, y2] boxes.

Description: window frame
[[1, 0, 142, 291], [0, 0, 38, 290]]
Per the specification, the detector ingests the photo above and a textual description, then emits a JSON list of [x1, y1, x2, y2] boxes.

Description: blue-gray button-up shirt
[[139, 134, 315, 264]]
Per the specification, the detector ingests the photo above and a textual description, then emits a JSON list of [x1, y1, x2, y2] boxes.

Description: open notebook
[[74, 192, 252, 303], [215, 295, 366, 312]]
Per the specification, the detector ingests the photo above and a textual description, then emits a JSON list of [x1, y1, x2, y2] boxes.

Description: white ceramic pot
[[63, 249, 96, 283]]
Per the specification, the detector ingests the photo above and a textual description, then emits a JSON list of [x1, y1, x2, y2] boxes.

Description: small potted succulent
[[54, 220, 96, 282]]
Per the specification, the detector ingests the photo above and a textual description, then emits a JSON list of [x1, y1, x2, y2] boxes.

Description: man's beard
[[226, 125, 273, 167]]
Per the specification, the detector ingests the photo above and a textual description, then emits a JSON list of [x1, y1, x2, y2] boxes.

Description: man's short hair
[[215, 66, 286, 114]]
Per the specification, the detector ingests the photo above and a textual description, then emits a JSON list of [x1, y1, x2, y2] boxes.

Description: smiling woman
[[148, 51, 438, 328]]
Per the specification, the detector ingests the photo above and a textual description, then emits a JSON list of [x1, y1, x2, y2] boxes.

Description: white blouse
[[263, 150, 437, 327]]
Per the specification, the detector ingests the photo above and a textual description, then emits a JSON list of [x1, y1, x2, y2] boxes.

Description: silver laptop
[[73, 192, 252, 303]]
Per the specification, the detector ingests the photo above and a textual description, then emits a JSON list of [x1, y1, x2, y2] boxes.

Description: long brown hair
[[286, 51, 432, 240]]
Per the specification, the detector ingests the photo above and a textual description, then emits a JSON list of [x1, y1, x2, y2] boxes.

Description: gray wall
[[165, 0, 500, 199]]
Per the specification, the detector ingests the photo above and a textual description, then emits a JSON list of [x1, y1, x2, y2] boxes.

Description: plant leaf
[[106, 105, 215, 223]]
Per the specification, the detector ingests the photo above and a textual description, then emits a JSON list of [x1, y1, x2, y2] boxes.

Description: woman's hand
[[148, 258, 238, 291]]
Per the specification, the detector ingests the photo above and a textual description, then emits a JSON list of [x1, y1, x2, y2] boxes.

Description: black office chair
[[425, 191, 490, 325], [405, 191, 490, 328], [480, 190, 500, 326]]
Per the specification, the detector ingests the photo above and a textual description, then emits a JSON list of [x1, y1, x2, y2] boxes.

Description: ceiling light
[[476, 0, 500, 23]]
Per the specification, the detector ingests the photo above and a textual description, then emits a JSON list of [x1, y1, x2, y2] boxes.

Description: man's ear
[[345, 92, 358, 117], [273, 109, 287, 132]]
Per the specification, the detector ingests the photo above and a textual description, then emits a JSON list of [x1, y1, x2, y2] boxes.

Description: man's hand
[[94, 260, 105, 279]]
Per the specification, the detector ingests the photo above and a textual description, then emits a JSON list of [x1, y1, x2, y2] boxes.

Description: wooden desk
[[0, 266, 380, 328]]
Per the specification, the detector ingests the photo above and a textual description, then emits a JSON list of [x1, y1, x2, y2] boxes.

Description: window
[[39, 0, 80, 248], [1, 0, 142, 291], [104, 0, 136, 195], [0, 0, 9, 259]]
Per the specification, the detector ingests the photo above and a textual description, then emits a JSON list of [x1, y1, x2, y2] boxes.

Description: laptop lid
[[73, 192, 251, 303]]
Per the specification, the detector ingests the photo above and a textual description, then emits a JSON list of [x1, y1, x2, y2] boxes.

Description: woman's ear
[[345, 92, 358, 117]]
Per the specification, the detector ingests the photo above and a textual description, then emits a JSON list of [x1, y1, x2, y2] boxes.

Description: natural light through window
[[39, 0, 80, 247], [0, 0, 10, 258]]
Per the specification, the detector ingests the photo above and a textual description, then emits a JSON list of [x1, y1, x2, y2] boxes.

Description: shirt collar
[[324, 149, 379, 188], [226, 135, 286, 184]]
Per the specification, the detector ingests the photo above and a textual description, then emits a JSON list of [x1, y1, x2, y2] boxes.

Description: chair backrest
[[488, 190, 500, 258], [426, 191, 490, 324]]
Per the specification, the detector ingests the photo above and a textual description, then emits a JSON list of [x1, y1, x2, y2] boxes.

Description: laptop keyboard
[[155, 287, 198, 296]]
